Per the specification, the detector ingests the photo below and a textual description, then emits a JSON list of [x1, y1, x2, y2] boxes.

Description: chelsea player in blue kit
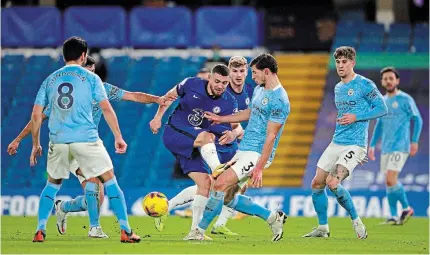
[[368, 67, 423, 225], [201, 53, 289, 241], [149, 64, 242, 239], [303, 47, 388, 239], [8, 56, 169, 238], [29, 37, 140, 243], [155, 57, 254, 236]]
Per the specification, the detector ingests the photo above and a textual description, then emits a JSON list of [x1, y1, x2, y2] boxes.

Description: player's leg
[[71, 140, 140, 243], [211, 185, 240, 235], [326, 146, 367, 239], [232, 184, 249, 220], [169, 185, 197, 214], [33, 143, 69, 242], [194, 131, 223, 171], [380, 154, 398, 224], [384, 152, 413, 225], [303, 143, 338, 238]]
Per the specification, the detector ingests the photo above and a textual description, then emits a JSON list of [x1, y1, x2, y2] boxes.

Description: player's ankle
[[318, 224, 329, 232], [352, 217, 362, 224], [266, 211, 276, 224]]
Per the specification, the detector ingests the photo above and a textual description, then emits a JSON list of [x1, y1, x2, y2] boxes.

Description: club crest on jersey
[[262, 97, 269, 105], [213, 106, 221, 114], [245, 97, 250, 105], [392, 101, 398, 108], [348, 89, 354, 96]]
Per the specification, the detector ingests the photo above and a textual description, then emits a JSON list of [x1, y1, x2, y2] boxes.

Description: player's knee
[[213, 178, 229, 192], [311, 177, 326, 189], [196, 175, 212, 194], [385, 176, 397, 187], [196, 131, 215, 146], [326, 177, 339, 190]]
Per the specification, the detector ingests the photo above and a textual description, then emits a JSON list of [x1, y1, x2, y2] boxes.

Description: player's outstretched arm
[[368, 118, 382, 161], [150, 86, 178, 134], [8, 114, 48, 155], [122, 91, 175, 106], [409, 97, 423, 156], [99, 99, 127, 154], [250, 121, 283, 188], [30, 105, 44, 166], [205, 108, 251, 124], [356, 85, 388, 121], [218, 123, 244, 145]]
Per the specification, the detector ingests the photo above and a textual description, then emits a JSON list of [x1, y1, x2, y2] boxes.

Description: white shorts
[[69, 160, 86, 184], [317, 142, 366, 173], [47, 140, 113, 180], [381, 152, 409, 173], [229, 150, 271, 188]]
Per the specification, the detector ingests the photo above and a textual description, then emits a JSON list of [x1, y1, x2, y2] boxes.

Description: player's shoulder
[[183, 76, 206, 86], [356, 74, 377, 87], [397, 90, 415, 102], [245, 83, 255, 93], [222, 89, 237, 103], [273, 85, 289, 104]]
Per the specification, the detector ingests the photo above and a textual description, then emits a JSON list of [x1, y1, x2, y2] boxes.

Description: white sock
[[318, 224, 329, 232], [191, 195, 209, 230], [352, 217, 362, 225], [214, 205, 235, 228], [266, 211, 277, 224], [200, 143, 221, 171], [168, 185, 197, 212]]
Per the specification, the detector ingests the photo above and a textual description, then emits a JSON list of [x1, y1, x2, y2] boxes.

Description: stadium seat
[[335, 20, 364, 37], [389, 23, 412, 37]]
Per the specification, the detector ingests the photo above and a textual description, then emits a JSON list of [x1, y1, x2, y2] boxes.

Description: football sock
[[213, 205, 235, 228], [62, 195, 87, 212], [312, 188, 329, 225], [169, 185, 197, 212], [191, 195, 209, 230], [36, 182, 61, 231], [197, 191, 224, 232], [104, 177, 131, 233], [330, 184, 358, 220]]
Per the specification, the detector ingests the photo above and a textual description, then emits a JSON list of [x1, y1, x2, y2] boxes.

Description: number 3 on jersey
[[57, 83, 74, 109]]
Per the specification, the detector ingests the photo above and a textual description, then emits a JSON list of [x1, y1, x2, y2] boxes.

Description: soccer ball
[[142, 192, 169, 217]]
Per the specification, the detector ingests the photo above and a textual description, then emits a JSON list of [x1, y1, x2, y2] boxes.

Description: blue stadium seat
[[64, 7, 127, 48], [335, 20, 364, 37], [129, 7, 192, 48], [331, 37, 357, 50], [357, 42, 384, 52], [385, 43, 410, 52], [389, 23, 412, 37], [105, 56, 131, 85], [195, 7, 258, 48]]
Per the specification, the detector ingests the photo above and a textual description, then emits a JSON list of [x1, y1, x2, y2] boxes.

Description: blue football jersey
[[35, 65, 107, 143], [170, 77, 238, 135], [239, 85, 290, 162], [44, 82, 126, 127], [227, 83, 254, 129], [370, 90, 423, 153], [332, 74, 387, 148]]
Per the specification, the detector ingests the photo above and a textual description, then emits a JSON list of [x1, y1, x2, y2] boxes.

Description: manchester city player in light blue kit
[[368, 67, 423, 225], [30, 37, 140, 243], [199, 53, 290, 241], [303, 47, 388, 239], [8, 56, 170, 239]]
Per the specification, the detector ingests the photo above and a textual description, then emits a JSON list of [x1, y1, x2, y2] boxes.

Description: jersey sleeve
[[34, 78, 49, 107], [269, 95, 290, 124], [104, 82, 126, 102], [92, 74, 108, 103], [355, 80, 388, 121], [43, 104, 52, 118], [405, 96, 423, 143], [369, 118, 382, 148], [176, 77, 192, 97]]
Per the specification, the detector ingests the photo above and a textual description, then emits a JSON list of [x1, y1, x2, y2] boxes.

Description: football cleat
[[398, 208, 414, 225], [55, 200, 68, 235], [211, 225, 238, 236], [302, 227, 330, 238], [154, 213, 168, 232], [269, 211, 287, 241], [183, 229, 205, 241], [88, 226, 109, 238], [32, 230, 46, 242], [120, 229, 141, 243], [353, 220, 368, 239]]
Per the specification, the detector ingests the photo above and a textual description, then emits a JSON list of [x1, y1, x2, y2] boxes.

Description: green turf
[[1, 216, 428, 254]]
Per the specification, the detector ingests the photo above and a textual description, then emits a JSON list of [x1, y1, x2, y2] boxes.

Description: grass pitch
[[1, 216, 428, 254]]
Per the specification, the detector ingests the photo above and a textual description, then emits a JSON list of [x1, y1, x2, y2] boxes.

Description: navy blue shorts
[[163, 123, 205, 158]]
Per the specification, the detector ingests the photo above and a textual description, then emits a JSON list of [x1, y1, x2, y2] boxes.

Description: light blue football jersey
[[332, 74, 387, 148], [370, 90, 423, 153], [239, 84, 290, 162], [35, 64, 107, 143]]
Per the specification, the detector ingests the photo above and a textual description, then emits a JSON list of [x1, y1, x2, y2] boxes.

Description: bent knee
[[311, 177, 326, 189], [195, 131, 216, 146]]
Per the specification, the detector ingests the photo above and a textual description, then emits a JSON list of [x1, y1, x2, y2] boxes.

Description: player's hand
[[250, 166, 263, 188], [410, 143, 418, 156], [204, 112, 222, 125], [30, 145, 42, 166], [150, 118, 162, 134], [368, 147, 376, 161], [337, 113, 357, 125], [219, 130, 237, 145], [157, 95, 176, 106], [7, 140, 20, 155], [115, 138, 127, 154]]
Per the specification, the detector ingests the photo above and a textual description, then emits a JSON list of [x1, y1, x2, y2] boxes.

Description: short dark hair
[[380, 66, 400, 79], [85, 55, 96, 67], [250, 53, 278, 74], [211, 64, 229, 76], [63, 36, 88, 62], [333, 46, 356, 61]]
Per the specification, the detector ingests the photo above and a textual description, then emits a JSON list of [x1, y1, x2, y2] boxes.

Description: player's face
[[85, 64, 96, 73], [197, 72, 210, 81], [229, 65, 248, 86], [335, 56, 355, 78], [251, 65, 265, 85], [381, 71, 399, 93], [208, 73, 229, 96]]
